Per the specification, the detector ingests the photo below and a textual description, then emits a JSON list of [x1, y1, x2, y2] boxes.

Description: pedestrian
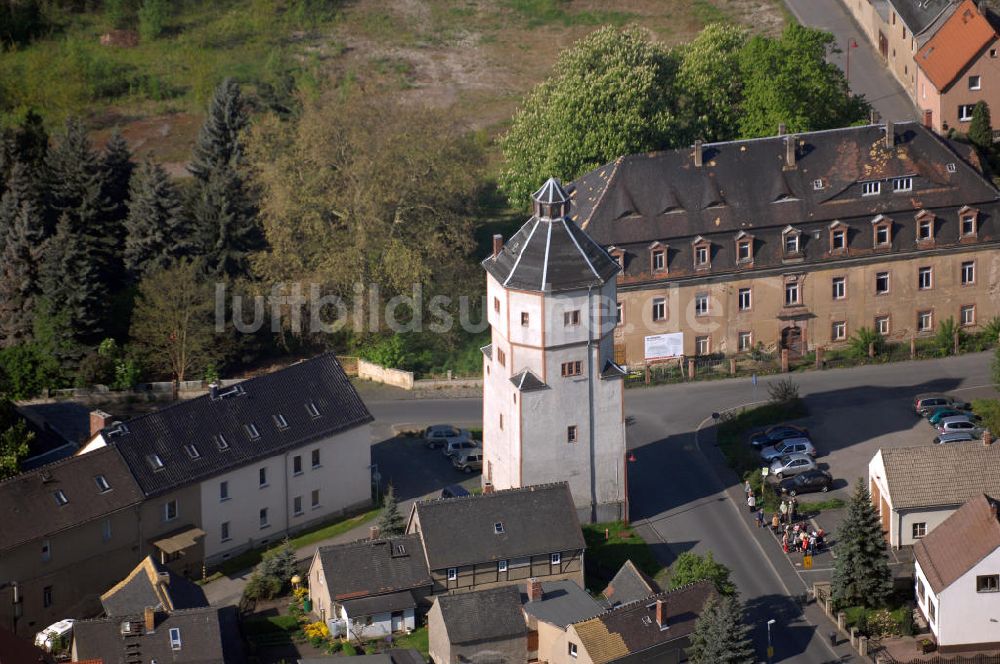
[[782, 531, 789, 553], [779, 500, 788, 523], [747, 492, 757, 513], [789, 496, 797, 521], [744, 480, 752, 497], [755, 508, 764, 527], [771, 513, 780, 531]]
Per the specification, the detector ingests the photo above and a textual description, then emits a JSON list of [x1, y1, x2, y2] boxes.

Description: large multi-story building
[[566, 121, 1000, 365]]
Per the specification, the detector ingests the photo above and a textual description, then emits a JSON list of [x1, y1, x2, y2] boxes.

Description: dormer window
[[147, 454, 165, 472], [947, 162, 957, 173], [214, 434, 229, 451], [734, 232, 753, 264], [959, 206, 979, 237], [812, 179, 824, 190], [273, 414, 289, 430], [494, 522, 504, 534], [892, 177, 913, 193], [607, 246, 624, 271], [95, 475, 111, 493], [649, 242, 667, 273], [245, 423, 261, 440], [305, 402, 321, 418], [829, 222, 848, 253], [692, 237, 711, 269], [784, 233, 799, 255], [53, 490, 68, 506], [872, 215, 892, 248], [915, 211, 935, 243], [861, 181, 880, 196], [183, 444, 201, 460]]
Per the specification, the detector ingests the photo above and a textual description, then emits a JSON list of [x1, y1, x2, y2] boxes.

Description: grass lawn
[[243, 614, 302, 647], [717, 399, 809, 479], [582, 521, 664, 593], [388, 626, 429, 657]]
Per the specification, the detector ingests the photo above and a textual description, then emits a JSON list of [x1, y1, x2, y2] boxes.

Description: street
[[783, 0, 917, 123]]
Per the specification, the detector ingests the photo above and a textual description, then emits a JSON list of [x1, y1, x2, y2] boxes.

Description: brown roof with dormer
[[915, 494, 1000, 593], [916, 0, 996, 91]]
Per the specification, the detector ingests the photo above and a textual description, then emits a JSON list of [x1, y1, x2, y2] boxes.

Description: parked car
[[760, 437, 816, 462], [933, 431, 979, 445], [749, 424, 810, 450], [778, 469, 833, 496], [452, 451, 483, 473], [927, 407, 975, 425], [935, 415, 983, 435], [769, 453, 818, 479], [443, 439, 481, 458], [424, 424, 471, 449], [913, 393, 971, 417], [440, 484, 471, 498]]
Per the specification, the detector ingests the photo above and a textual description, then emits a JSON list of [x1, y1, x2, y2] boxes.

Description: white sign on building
[[644, 332, 684, 360]]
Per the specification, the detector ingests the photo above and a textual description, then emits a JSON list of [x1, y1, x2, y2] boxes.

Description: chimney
[[209, 382, 219, 400], [984, 430, 993, 447], [369, 525, 380, 540], [483, 482, 495, 494], [693, 139, 703, 168], [885, 120, 894, 148], [492, 234, 504, 258], [527, 578, 543, 602], [655, 598, 667, 629], [90, 410, 112, 437], [777, 123, 786, 136], [785, 136, 796, 169], [144, 606, 156, 633], [870, 109, 880, 125]]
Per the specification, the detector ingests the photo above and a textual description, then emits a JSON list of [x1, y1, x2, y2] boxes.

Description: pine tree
[[831, 478, 893, 608], [688, 594, 755, 664], [0, 198, 46, 346], [0, 161, 47, 257], [189, 78, 248, 181], [376, 485, 406, 538], [0, 109, 48, 189], [101, 130, 134, 232], [124, 160, 189, 280], [969, 101, 993, 151]]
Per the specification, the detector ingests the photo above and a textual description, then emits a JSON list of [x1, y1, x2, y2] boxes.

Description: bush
[[138, 0, 169, 40], [260, 540, 298, 587], [848, 326, 884, 358], [243, 572, 282, 600], [935, 316, 961, 356], [767, 377, 799, 403], [973, 399, 1000, 436], [342, 643, 357, 656]]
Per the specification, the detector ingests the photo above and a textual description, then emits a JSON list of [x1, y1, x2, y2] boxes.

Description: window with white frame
[[498, 560, 508, 573], [169, 627, 182, 650], [695, 244, 709, 267], [832, 321, 847, 341], [652, 298, 666, 322], [568, 643, 578, 658], [293, 496, 303, 516], [959, 104, 975, 121], [293, 455, 302, 475], [961, 214, 977, 236], [918, 218, 933, 241], [784, 281, 800, 306], [695, 293, 709, 316], [875, 272, 890, 295], [738, 331, 752, 352], [832, 277, 845, 300], [696, 336, 710, 356], [550, 552, 561, 566], [164, 499, 178, 522], [831, 228, 847, 251], [918, 267, 932, 290], [962, 261, 976, 285], [221, 521, 230, 542], [918, 310, 933, 332], [912, 522, 927, 539], [970, 75, 982, 90], [447, 568, 457, 581], [892, 177, 912, 192], [861, 181, 880, 196], [738, 288, 751, 311], [259, 467, 268, 487], [783, 232, 800, 255], [876, 316, 890, 335], [874, 223, 890, 246], [219, 481, 229, 501], [652, 249, 665, 272], [962, 305, 976, 327], [736, 238, 752, 263]]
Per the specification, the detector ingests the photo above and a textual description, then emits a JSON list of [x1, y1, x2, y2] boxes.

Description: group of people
[[744, 481, 826, 555]]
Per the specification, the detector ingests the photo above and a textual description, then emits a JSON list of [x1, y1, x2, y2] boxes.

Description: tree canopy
[[688, 594, 755, 664], [376, 485, 406, 538], [668, 551, 736, 596], [831, 478, 893, 607]]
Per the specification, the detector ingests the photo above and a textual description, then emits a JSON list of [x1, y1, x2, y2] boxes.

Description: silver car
[[452, 451, 483, 474], [769, 453, 818, 479], [443, 439, 481, 458], [935, 415, 983, 435], [933, 431, 978, 445], [424, 425, 471, 449], [760, 437, 816, 462]]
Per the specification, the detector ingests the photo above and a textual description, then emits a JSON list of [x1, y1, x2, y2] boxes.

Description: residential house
[[71, 606, 243, 664], [407, 483, 586, 594], [482, 178, 626, 521], [308, 533, 432, 640], [0, 626, 54, 664], [99, 556, 208, 617], [521, 578, 603, 664], [565, 581, 717, 664], [82, 353, 374, 566], [600, 560, 660, 609], [298, 651, 425, 664], [914, 494, 1000, 652], [568, 122, 1000, 364], [14, 402, 93, 470], [427, 585, 526, 664], [869, 439, 1000, 548]]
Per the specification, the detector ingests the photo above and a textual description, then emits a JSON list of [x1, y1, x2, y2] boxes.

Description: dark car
[[749, 424, 810, 450], [778, 469, 832, 496], [440, 484, 470, 499]]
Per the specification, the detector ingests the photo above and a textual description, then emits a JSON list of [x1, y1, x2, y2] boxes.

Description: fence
[[872, 650, 1000, 664]]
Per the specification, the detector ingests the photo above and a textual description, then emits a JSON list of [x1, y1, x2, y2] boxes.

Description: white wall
[[936, 545, 1000, 647], [201, 425, 371, 562], [339, 605, 415, 640], [899, 507, 960, 548], [914, 560, 940, 640]]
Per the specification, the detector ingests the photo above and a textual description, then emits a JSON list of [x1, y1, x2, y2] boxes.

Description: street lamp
[[767, 618, 776, 663], [624, 450, 637, 525]]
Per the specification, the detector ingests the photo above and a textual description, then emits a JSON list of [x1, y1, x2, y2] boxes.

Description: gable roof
[[573, 581, 716, 664], [316, 534, 431, 601], [0, 446, 143, 552], [412, 483, 585, 570], [601, 560, 660, 608], [299, 650, 425, 664], [72, 606, 243, 664], [521, 579, 603, 627], [888, 0, 954, 35], [101, 556, 208, 617], [436, 585, 526, 645], [915, 494, 1000, 593], [878, 443, 1000, 509], [916, 0, 996, 91], [101, 353, 372, 496]]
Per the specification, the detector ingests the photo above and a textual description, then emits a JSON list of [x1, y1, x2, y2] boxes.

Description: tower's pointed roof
[[484, 182, 620, 293]]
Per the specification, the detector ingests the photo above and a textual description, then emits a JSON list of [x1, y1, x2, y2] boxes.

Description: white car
[[768, 453, 818, 479], [424, 425, 471, 449]]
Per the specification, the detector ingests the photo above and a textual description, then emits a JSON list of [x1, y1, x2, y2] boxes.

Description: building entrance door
[[781, 326, 803, 358], [391, 611, 404, 632]]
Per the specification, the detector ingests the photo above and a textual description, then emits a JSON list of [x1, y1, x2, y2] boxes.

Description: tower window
[[561, 361, 582, 377], [567, 425, 578, 443], [564, 310, 580, 326], [521, 312, 529, 326]]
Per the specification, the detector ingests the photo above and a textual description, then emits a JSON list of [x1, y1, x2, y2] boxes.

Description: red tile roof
[[916, 0, 996, 91]]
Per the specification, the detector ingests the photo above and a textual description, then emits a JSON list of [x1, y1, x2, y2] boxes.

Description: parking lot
[[371, 431, 481, 507]]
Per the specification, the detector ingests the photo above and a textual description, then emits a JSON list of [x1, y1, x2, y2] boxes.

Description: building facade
[[568, 122, 1000, 366], [482, 179, 627, 522]]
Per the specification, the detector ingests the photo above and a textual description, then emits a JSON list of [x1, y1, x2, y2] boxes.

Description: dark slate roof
[[72, 606, 243, 664], [534, 177, 570, 204], [510, 369, 549, 392], [436, 585, 526, 645], [341, 590, 416, 616], [101, 556, 208, 616], [573, 581, 716, 664], [889, 0, 954, 34], [0, 446, 143, 552], [16, 402, 90, 470], [299, 651, 424, 664], [104, 353, 373, 496], [571, 123, 999, 284], [601, 560, 660, 608], [316, 534, 431, 601], [521, 580, 603, 627], [483, 212, 620, 293], [413, 483, 585, 570]]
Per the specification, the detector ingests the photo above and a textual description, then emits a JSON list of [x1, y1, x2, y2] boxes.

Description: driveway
[[784, 0, 917, 123]]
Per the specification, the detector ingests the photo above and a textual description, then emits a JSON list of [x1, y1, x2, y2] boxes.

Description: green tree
[[498, 25, 681, 208], [105, 0, 134, 29], [831, 478, 892, 608], [1, 109, 49, 189], [969, 101, 993, 151], [0, 417, 32, 480], [101, 130, 135, 245], [0, 198, 46, 346], [129, 259, 219, 382], [739, 24, 870, 137], [688, 594, 754, 664], [848, 326, 884, 358], [376, 485, 406, 537], [189, 78, 249, 182], [668, 551, 735, 596], [675, 23, 749, 142], [0, 161, 45, 257], [124, 160, 190, 280], [260, 540, 298, 585], [935, 316, 961, 355], [137, 0, 168, 41]]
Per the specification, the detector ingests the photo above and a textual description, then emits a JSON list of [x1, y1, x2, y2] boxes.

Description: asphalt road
[[783, 0, 917, 123], [365, 351, 996, 663]]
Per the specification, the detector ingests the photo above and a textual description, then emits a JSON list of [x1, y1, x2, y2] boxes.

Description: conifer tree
[[124, 160, 189, 280], [969, 101, 993, 151], [376, 485, 406, 538], [831, 478, 893, 608], [101, 130, 134, 232], [688, 594, 755, 664], [190, 78, 248, 181], [0, 109, 48, 189], [0, 199, 46, 346]]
